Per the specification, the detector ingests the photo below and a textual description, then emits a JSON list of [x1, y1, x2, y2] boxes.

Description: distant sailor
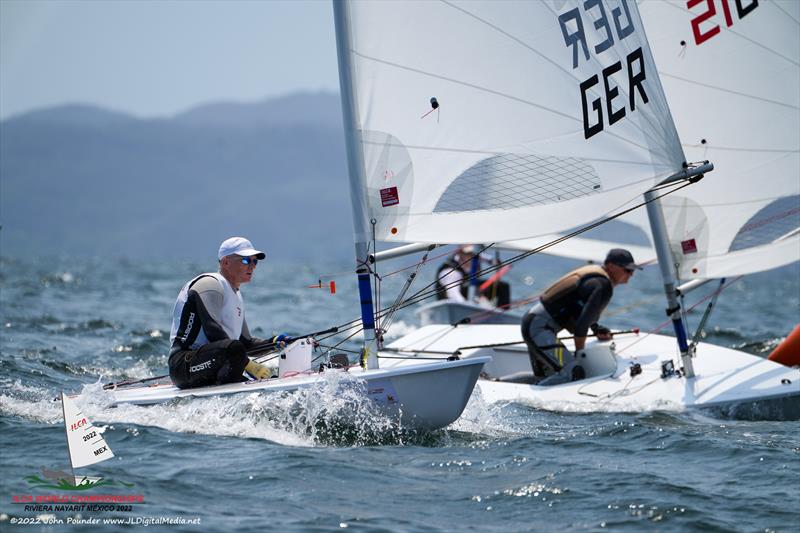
[[435, 245, 510, 307], [522, 248, 641, 384], [168, 237, 275, 389], [435, 246, 472, 302]]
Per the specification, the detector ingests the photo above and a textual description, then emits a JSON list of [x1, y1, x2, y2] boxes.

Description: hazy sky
[[0, 0, 340, 120]]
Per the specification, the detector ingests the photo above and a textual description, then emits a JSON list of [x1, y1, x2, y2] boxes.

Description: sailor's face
[[458, 252, 475, 265], [222, 255, 258, 288], [608, 263, 634, 286], [235, 255, 258, 285]]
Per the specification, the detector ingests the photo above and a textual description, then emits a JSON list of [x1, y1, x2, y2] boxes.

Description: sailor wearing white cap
[[168, 237, 274, 389]]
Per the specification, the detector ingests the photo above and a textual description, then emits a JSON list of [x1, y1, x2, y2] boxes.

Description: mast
[[645, 192, 694, 377], [644, 162, 712, 378], [333, 0, 378, 369]]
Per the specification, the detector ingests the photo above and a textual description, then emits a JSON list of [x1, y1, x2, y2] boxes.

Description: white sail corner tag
[[62, 392, 115, 469]]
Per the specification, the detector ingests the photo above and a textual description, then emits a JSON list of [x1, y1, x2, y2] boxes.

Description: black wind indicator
[[421, 97, 440, 120]]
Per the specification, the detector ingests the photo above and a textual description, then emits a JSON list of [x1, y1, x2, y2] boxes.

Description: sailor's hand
[[272, 333, 291, 348], [245, 360, 273, 380], [595, 325, 613, 341]]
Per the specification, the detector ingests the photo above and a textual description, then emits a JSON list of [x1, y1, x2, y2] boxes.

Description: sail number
[[558, 0, 648, 140], [83, 431, 97, 442], [688, 0, 758, 45]]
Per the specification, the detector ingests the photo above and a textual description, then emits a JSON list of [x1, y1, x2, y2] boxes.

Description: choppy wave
[[0, 380, 63, 424], [1, 257, 798, 532]]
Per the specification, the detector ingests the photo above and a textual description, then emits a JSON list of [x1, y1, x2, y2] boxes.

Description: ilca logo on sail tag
[[21, 394, 134, 492]]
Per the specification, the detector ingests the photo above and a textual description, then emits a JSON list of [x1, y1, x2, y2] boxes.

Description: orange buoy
[[768, 324, 800, 367]]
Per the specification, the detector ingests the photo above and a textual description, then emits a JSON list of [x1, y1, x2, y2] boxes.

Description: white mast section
[[646, 191, 696, 376], [645, 162, 714, 378], [333, 0, 378, 369], [370, 243, 440, 264]]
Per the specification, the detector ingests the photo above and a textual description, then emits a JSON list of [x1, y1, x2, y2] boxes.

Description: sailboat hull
[[416, 300, 521, 326], [385, 325, 800, 417], [109, 357, 490, 431], [476, 347, 800, 415]]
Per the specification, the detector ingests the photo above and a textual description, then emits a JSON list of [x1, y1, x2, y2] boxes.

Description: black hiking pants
[[168, 339, 248, 389]]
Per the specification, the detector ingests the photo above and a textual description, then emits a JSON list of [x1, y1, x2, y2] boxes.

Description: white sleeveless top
[[169, 272, 244, 350]]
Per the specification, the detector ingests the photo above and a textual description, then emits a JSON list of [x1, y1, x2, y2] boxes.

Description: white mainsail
[[62, 393, 114, 471], [339, 0, 687, 245], [640, 0, 800, 280], [503, 0, 799, 280]]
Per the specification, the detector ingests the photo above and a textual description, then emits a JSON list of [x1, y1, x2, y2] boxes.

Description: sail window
[[729, 195, 800, 251], [433, 153, 601, 213]]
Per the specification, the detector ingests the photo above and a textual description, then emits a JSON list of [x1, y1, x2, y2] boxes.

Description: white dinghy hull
[[109, 356, 490, 431], [385, 325, 800, 416], [416, 300, 521, 327]]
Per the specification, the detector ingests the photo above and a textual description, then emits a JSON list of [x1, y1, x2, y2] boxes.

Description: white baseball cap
[[218, 237, 266, 261]]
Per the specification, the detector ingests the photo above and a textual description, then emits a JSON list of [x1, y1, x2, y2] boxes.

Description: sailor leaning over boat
[[168, 236, 280, 389], [522, 249, 641, 385]]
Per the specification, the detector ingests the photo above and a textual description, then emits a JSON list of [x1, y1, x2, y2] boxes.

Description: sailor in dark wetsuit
[[168, 237, 275, 389], [521, 248, 641, 384]]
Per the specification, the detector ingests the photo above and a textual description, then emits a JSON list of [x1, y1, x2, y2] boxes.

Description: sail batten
[[661, 73, 798, 110], [351, 50, 583, 125]]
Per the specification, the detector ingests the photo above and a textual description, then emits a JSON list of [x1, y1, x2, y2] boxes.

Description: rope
[[381, 248, 433, 334], [617, 276, 743, 354], [378, 354, 455, 361]]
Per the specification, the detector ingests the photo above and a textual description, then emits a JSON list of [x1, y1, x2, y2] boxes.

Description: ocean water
[[1, 254, 798, 532]]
